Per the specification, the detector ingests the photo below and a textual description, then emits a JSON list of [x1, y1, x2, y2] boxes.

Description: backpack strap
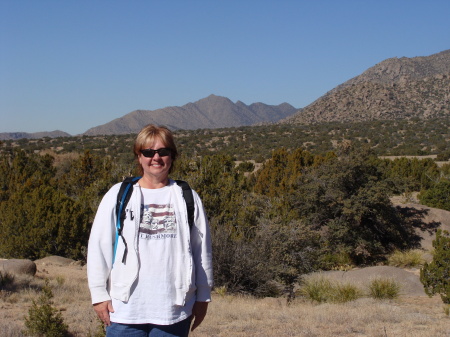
[[175, 180, 195, 230], [113, 176, 140, 265]]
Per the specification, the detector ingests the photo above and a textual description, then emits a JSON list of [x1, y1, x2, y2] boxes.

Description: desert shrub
[[298, 275, 362, 303], [214, 286, 228, 298], [293, 146, 420, 265], [368, 278, 401, 299], [436, 149, 450, 161], [254, 218, 319, 298], [253, 147, 318, 199], [0, 184, 92, 259], [23, 279, 69, 337], [236, 161, 255, 172], [420, 229, 450, 304], [319, 251, 353, 271], [418, 180, 450, 211], [382, 157, 440, 193], [333, 283, 363, 303], [211, 215, 319, 297], [388, 249, 425, 268], [298, 275, 334, 303]]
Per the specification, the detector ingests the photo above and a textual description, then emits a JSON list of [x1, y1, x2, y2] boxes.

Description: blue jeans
[[106, 317, 192, 337]]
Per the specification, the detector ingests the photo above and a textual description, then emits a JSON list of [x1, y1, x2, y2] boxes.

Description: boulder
[[34, 255, 76, 266], [0, 259, 37, 276], [306, 265, 426, 296]]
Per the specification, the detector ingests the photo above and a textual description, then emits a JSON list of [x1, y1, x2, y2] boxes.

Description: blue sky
[[1, 1, 449, 135]]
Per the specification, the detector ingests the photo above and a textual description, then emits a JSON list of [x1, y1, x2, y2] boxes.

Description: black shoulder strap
[[116, 177, 140, 224], [175, 180, 195, 230], [114, 176, 140, 264]]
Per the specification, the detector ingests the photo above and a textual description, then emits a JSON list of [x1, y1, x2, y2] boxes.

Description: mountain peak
[[83, 96, 297, 135], [281, 49, 450, 125]]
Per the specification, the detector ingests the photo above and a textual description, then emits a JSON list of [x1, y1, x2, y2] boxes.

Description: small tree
[[420, 229, 450, 304], [24, 279, 69, 337]]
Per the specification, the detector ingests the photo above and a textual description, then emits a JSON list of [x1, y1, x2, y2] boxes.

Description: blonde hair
[[133, 124, 178, 175]]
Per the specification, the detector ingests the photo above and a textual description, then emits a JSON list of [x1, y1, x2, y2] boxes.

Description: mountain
[[281, 49, 450, 124], [83, 95, 297, 136], [0, 130, 71, 141]]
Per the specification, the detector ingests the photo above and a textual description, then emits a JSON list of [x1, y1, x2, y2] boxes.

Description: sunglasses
[[140, 148, 172, 158]]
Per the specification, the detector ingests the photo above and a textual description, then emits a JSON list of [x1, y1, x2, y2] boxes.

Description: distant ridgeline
[[2, 49, 449, 140], [0, 131, 71, 141]]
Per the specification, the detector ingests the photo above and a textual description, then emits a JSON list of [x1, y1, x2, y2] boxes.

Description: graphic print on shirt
[[139, 203, 177, 239]]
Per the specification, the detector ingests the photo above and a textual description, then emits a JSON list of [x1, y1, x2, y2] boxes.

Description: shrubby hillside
[[1, 133, 449, 295], [283, 49, 450, 124], [3, 117, 449, 161]]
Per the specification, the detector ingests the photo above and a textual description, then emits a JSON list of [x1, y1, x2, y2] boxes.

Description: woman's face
[[138, 137, 173, 182]]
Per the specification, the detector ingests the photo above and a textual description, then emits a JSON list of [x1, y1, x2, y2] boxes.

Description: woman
[[87, 124, 213, 337]]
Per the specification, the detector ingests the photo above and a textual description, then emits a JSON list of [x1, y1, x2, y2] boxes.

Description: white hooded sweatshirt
[[87, 179, 213, 320]]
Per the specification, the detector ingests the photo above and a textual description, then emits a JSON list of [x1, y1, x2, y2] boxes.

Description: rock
[[0, 259, 37, 276], [34, 256, 76, 267], [305, 266, 427, 297]]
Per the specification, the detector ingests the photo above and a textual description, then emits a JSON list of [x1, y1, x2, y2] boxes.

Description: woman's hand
[[93, 300, 114, 326], [190, 301, 209, 331]]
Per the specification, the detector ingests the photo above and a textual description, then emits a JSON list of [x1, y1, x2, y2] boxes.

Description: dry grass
[[387, 250, 426, 268], [1, 263, 449, 337], [0, 264, 99, 337], [190, 294, 449, 337]]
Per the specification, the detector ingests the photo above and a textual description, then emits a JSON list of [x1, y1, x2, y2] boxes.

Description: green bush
[[420, 229, 450, 304], [298, 276, 334, 303], [333, 283, 363, 303], [236, 161, 255, 172], [23, 279, 69, 337], [418, 180, 450, 211], [368, 278, 401, 299], [293, 147, 419, 265]]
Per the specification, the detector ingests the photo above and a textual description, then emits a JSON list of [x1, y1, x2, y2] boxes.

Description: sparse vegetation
[[2, 118, 450, 160], [299, 274, 404, 303], [1, 119, 450, 335], [3, 265, 449, 337]]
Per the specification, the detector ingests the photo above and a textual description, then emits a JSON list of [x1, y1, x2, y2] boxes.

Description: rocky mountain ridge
[[0, 130, 71, 141], [335, 49, 450, 88], [83, 95, 296, 136], [282, 49, 450, 124]]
